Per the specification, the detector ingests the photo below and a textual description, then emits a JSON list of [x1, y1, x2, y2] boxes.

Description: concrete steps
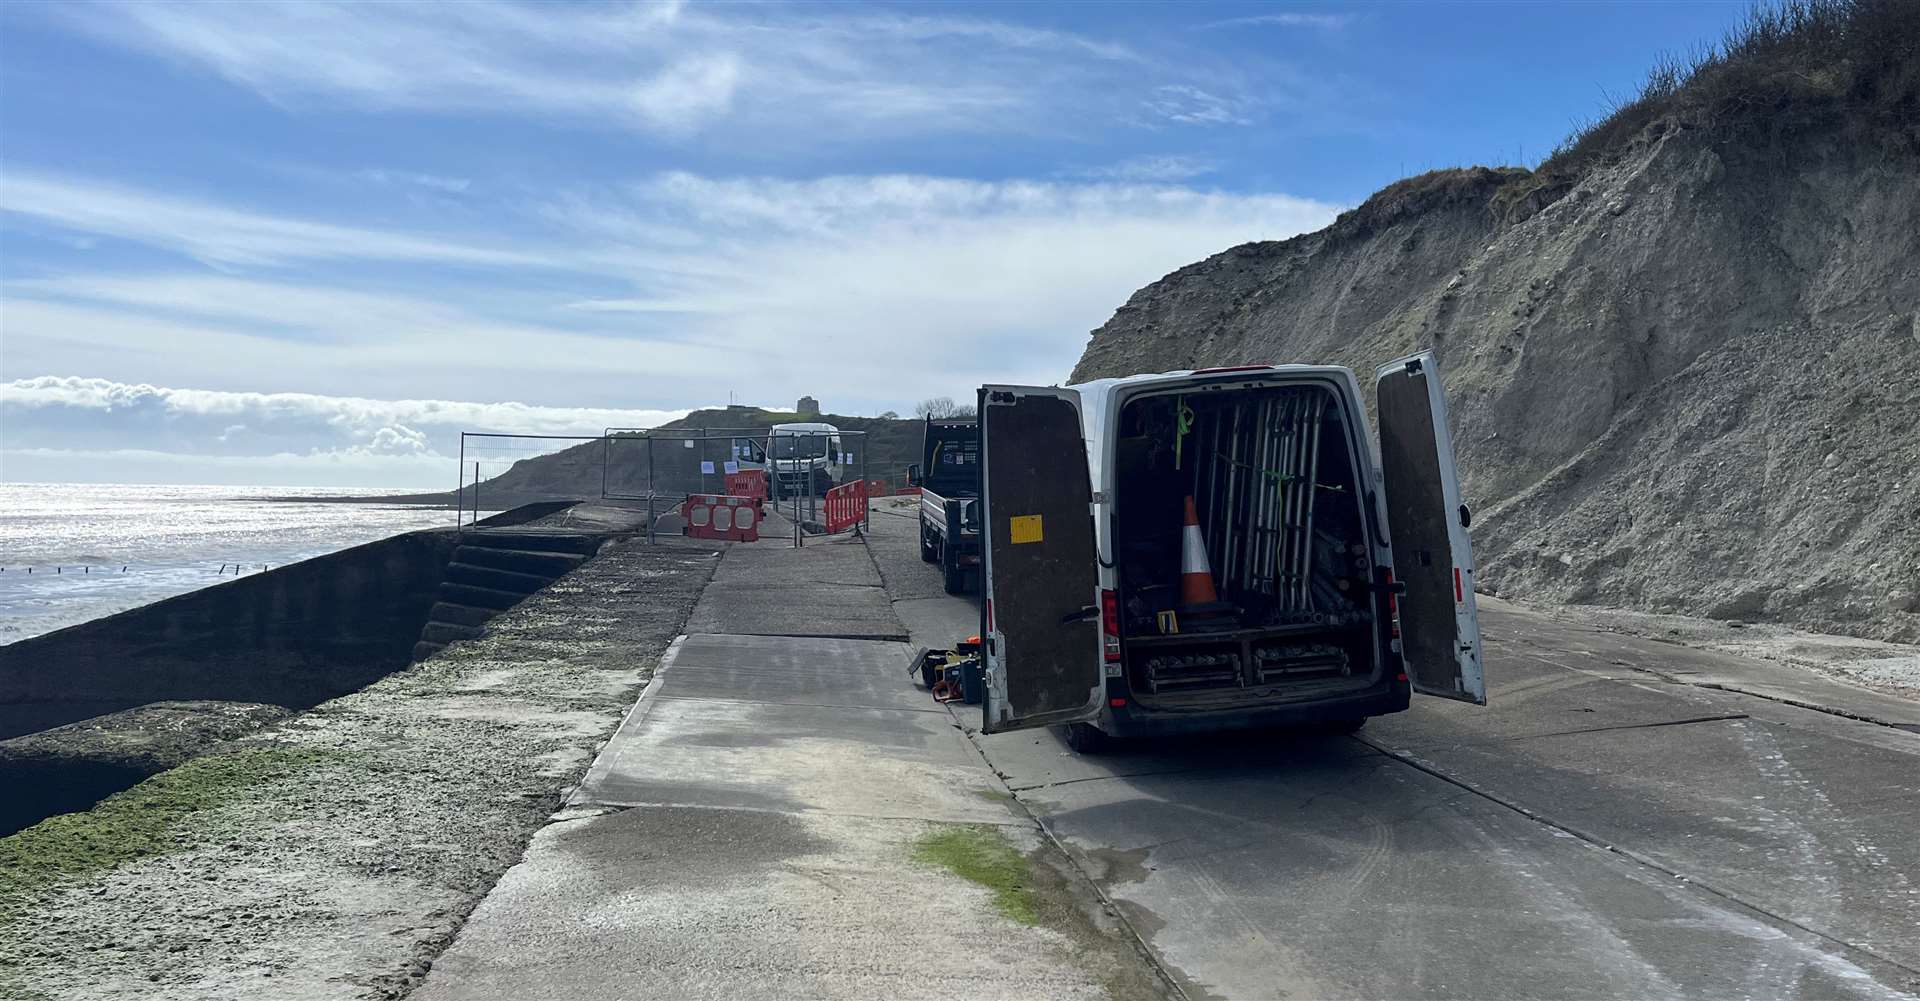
[[444, 562, 552, 595], [438, 582, 533, 612], [453, 545, 586, 577], [409, 530, 603, 662], [428, 602, 496, 629]]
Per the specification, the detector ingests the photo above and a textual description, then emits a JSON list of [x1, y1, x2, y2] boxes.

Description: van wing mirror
[[906, 464, 922, 487]]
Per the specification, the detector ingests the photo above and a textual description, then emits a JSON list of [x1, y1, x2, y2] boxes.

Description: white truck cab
[[977, 352, 1484, 747]]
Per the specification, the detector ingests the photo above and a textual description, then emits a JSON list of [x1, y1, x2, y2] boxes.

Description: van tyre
[[1327, 717, 1367, 734], [1061, 721, 1111, 754], [920, 524, 938, 563]]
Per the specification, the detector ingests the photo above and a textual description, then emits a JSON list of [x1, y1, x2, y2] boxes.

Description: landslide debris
[[1070, 0, 1920, 642]]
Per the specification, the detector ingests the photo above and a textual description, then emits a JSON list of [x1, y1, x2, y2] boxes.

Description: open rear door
[[979, 385, 1103, 733], [1375, 352, 1486, 704]]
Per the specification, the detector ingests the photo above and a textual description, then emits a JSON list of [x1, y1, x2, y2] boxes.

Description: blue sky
[[0, 0, 1750, 487]]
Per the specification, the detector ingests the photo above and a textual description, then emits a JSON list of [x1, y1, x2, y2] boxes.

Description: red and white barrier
[[682, 493, 761, 542], [724, 471, 767, 503], [822, 479, 867, 534]]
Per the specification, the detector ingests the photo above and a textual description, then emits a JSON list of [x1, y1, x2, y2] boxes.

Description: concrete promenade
[[415, 528, 1165, 1001]]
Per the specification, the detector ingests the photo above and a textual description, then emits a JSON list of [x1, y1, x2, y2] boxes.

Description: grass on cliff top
[[911, 825, 1038, 925], [0, 747, 348, 920], [1544, 0, 1918, 178]]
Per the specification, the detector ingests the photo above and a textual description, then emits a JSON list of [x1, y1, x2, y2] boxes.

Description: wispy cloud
[[354, 169, 472, 194], [1201, 12, 1356, 31], [1144, 85, 1256, 127], [46, 1, 1173, 139], [0, 172, 535, 269], [1075, 155, 1220, 183]]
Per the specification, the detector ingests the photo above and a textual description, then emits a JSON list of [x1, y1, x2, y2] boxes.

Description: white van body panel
[[980, 359, 1485, 735], [766, 421, 844, 488]]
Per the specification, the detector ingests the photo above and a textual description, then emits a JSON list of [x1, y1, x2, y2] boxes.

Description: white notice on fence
[[700, 461, 715, 474], [724, 461, 739, 474]]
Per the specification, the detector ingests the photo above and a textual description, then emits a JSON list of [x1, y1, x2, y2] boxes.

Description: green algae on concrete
[[911, 824, 1039, 925], [0, 747, 349, 918]]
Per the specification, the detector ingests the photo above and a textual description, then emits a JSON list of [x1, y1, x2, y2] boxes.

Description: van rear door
[[979, 385, 1103, 733], [1375, 352, 1487, 704]]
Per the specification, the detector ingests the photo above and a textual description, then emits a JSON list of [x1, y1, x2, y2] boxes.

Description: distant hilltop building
[[796, 395, 820, 416]]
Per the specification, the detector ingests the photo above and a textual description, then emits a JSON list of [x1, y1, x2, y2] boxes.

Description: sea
[[0, 483, 461, 644]]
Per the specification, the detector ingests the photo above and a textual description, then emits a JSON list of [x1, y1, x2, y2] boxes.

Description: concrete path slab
[[1369, 709, 1920, 972], [1028, 753, 1909, 1001], [573, 635, 1013, 824], [1481, 598, 1920, 728], [891, 595, 981, 654], [684, 535, 904, 640], [415, 807, 1107, 1001]]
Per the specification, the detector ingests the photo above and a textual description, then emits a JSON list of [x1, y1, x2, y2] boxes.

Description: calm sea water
[[0, 484, 460, 643]]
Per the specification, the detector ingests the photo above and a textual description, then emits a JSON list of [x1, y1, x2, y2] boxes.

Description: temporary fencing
[[454, 425, 885, 546], [682, 493, 761, 542], [456, 432, 605, 529]]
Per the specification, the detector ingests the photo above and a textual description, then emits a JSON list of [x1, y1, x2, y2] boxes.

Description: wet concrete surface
[[858, 503, 1920, 999]]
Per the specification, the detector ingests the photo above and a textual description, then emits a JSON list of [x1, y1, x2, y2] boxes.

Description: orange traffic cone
[[1179, 496, 1218, 607]]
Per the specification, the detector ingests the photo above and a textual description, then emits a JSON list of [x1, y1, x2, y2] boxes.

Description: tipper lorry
[[977, 351, 1485, 751], [907, 416, 981, 595]]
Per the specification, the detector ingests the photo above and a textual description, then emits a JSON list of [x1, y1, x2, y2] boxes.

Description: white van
[[765, 422, 843, 498], [977, 351, 1485, 751]]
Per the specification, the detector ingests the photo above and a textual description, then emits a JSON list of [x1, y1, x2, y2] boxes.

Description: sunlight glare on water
[[0, 483, 459, 643]]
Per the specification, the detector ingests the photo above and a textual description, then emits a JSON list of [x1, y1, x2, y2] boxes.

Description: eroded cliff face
[[1071, 127, 1920, 641]]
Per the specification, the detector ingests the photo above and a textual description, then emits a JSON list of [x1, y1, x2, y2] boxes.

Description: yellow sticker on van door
[[1009, 515, 1044, 544]]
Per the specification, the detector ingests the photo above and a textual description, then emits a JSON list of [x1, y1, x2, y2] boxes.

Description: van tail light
[[1100, 588, 1121, 663]]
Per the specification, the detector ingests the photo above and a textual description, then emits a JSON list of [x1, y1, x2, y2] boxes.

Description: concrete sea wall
[[0, 529, 458, 737]]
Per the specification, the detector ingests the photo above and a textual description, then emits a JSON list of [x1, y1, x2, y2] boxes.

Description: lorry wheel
[[920, 525, 938, 563], [1327, 717, 1367, 734], [1060, 722, 1111, 754]]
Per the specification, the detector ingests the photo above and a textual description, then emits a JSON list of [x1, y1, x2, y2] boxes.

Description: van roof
[[1067, 363, 1357, 400], [769, 422, 839, 433]]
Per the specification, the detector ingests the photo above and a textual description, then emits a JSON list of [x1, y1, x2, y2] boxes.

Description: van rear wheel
[[920, 525, 938, 563], [1060, 721, 1111, 754]]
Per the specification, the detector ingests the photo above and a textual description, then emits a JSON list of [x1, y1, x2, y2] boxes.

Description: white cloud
[[0, 172, 537, 269], [1, 170, 1342, 445], [367, 424, 430, 453], [533, 173, 1342, 396], [1, 376, 693, 436], [632, 54, 742, 131]]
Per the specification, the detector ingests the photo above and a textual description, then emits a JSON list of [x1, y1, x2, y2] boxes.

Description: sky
[[0, 0, 1752, 488]]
